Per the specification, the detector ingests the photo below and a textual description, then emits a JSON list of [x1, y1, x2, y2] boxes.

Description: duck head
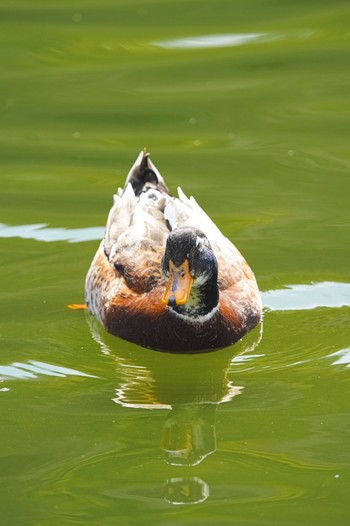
[[162, 228, 219, 318]]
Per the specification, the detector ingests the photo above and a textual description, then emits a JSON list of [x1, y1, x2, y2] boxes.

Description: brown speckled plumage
[[85, 150, 262, 352]]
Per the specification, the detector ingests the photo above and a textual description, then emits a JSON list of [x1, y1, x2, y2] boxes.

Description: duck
[[84, 150, 262, 352]]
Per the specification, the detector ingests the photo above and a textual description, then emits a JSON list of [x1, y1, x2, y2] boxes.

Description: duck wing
[[104, 150, 170, 258], [103, 151, 171, 293]]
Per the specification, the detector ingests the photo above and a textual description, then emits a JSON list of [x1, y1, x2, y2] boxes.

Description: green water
[[1, 1, 350, 524]]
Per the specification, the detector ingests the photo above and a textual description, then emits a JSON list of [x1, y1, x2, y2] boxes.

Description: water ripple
[[0, 360, 97, 380], [329, 347, 350, 367], [0, 223, 104, 243], [153, 33, 270, 50], [262, 282, 350, 311]]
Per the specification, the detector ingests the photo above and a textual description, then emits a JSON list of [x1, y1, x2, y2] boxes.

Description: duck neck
[[172, 275, 219, 320]]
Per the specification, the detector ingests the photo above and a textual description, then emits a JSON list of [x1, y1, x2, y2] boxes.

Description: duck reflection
[[87, 314, 262, 504], [164, 476, 209, 506]]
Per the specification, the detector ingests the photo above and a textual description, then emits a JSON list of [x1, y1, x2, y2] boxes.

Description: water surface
[[1, 1, 350, 525]]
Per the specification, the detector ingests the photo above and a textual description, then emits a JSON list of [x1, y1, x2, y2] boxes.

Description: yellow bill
[[162, 259, 193, 307]]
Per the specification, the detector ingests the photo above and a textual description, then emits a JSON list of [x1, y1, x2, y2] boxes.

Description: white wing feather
[[105, 184, 169, 255]]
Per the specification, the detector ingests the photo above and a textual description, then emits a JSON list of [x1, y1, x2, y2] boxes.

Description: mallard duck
[[85, 150, 262, 352]]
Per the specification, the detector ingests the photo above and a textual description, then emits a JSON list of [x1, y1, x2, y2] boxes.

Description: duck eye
[[114, 262, 124, 274]]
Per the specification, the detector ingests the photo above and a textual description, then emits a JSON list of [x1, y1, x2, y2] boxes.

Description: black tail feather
[[124, 149, 170, 196]]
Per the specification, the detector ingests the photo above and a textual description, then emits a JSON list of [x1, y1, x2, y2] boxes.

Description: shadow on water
[[87, 314, 263, 505]]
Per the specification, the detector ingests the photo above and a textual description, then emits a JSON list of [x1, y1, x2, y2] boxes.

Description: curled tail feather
[[124, 149, 170, 196]]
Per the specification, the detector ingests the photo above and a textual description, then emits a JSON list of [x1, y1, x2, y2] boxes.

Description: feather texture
[[85, 150, 262, 352]]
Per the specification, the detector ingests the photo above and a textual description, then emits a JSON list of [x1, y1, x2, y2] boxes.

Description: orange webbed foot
[[68, 304, 87, 310]]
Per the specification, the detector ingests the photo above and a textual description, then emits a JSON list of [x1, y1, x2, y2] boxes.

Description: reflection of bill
[[164, 476, 209, 505], [87, 313, 262, 503]]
